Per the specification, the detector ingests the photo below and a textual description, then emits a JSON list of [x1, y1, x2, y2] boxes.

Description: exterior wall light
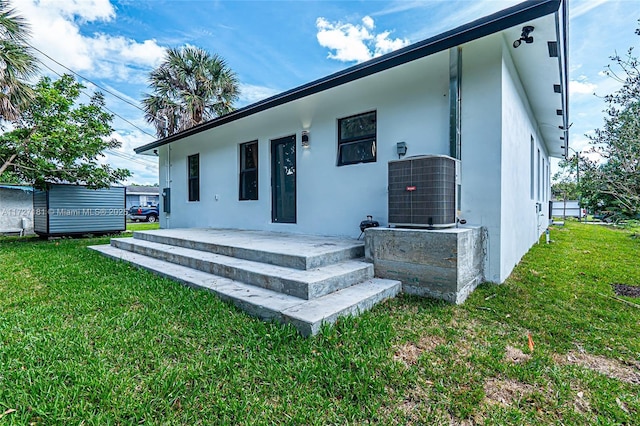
[[396, 141, 407, 158], [301, 130, 310, 148]]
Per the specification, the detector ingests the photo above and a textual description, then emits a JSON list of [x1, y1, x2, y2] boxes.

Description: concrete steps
[[89, 228, 400, 336], [133, 228, 365, 270], [90, 244, 400, 337], [112, 237, 373, 300]]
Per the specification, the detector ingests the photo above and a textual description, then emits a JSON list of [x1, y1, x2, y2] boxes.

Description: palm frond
[[141, 45, 239, 138]]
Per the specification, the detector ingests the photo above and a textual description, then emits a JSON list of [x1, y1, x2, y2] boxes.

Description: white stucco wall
[[159, 52, 451, 238], [458, 34, 552, 283], [499, 39, 550, 282], [459, 34, 504, 283]]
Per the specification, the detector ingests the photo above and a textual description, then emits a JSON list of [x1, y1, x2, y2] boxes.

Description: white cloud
[[316, 16, 410, 63], [405, 0, 520, 42], [110, 129, 155, 155], [93, 35, 165, 68], [37, 0, 115, 22], [372, 1, 432, 17], [374, 32, 409, 56], [238, 83, 281, 104], [16, 1, 165, 82], [570, 0, 608, 20], [107, 130, 159, 185], [362, 16, 374, 30], [103, 84, 145, 108], [569, 77, 597, 95]]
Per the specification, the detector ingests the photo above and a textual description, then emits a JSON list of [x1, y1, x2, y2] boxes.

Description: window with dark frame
[[239, 141, 258, 200], [188, 153, 200, 202], [530, 136, 535, 200], [537, 148, 541, 202], [337, 111, 376, 166]]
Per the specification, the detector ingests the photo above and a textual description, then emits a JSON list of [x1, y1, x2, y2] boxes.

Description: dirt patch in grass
[[554, 351, 640, 384], [379, 382, 432, 424], [505, 345, 531, 364], [448, 414, 477, 426], [394, 335, 445, 367], [611, 283, 640, 298], [399, 384, 429, 416], [483, 378, 542, 407], [572, 389, 592, 415]]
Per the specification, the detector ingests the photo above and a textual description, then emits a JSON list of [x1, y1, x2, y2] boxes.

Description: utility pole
[[567, 146, 581, 222]]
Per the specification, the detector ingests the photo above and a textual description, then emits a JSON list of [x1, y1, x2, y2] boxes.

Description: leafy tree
[[0, 0, 38, 121], [580, 21, 640, 218], [552, 180, 578, 201], [552, 158, 579, 200], [142, 46, 239, 138], [552, 157, 581, 219], [0, 75, 130, 189]]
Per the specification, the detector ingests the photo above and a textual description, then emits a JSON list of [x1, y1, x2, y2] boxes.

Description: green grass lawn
[[126, 221, 160, 231], [0, 223, 638, 424]]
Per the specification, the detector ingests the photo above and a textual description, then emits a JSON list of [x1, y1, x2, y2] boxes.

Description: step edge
[[89, 245, 399, 336], [112, 238, 374, 299], [132, 231, 363, 269]]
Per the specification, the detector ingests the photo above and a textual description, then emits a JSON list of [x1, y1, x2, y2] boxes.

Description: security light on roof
[[513, 26, 535, 48]]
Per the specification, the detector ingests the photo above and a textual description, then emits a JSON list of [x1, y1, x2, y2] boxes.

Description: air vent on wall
[[388, 155, 459, 228], [547, 41, 558, 57]]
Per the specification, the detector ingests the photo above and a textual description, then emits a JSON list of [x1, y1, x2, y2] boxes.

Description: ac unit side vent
[[388, 155, 459, 228]]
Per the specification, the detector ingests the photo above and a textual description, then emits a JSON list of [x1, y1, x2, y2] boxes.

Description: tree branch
[[0, 153, 17, 175]]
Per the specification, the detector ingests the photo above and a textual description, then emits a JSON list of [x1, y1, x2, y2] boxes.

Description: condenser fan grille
[[388, 155, 458, 227]]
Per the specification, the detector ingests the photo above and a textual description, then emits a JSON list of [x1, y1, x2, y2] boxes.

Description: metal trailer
[[33, 184, 126, 237], [551, 200, 583, 219]]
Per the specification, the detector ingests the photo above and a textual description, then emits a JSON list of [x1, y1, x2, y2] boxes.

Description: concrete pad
[[132, 228, 364, 270], [365, 226, 485, 304]]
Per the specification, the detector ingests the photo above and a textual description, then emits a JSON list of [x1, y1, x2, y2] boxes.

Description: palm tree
[[0, 0, 38, 121], [142, 46, 239, 138]]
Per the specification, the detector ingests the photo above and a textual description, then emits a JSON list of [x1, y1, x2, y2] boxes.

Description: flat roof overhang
[[501, 1, 569, 157], [136, 0, 567, 157]]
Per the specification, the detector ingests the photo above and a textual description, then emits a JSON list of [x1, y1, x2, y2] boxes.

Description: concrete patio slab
[[133, 228, 364, 270]]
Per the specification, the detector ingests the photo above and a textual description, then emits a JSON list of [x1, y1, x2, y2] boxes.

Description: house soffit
[[500, 12, 567, 158]]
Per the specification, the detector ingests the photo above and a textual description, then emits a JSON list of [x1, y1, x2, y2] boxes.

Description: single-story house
[[134, 0, 568, 284], [0, 184, 34, 236], [126, 185, 160, 209]]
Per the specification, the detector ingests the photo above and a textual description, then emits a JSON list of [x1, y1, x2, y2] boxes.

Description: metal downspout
[[449, 46, 462, 160], [449, 47, 462, 214]]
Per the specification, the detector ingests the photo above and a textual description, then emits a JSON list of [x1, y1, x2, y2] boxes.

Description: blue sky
[[13, 0, 640, 184]]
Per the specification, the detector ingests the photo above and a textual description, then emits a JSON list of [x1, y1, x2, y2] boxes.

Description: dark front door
[[271, 135, 296, 223]]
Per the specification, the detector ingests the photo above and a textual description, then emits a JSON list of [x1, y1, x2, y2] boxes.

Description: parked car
[[128, 205, 159, 222], [593, 211, 614, 223]]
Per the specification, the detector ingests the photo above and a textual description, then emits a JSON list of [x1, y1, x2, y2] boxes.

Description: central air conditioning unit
[[388, 155, 459, 228]]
